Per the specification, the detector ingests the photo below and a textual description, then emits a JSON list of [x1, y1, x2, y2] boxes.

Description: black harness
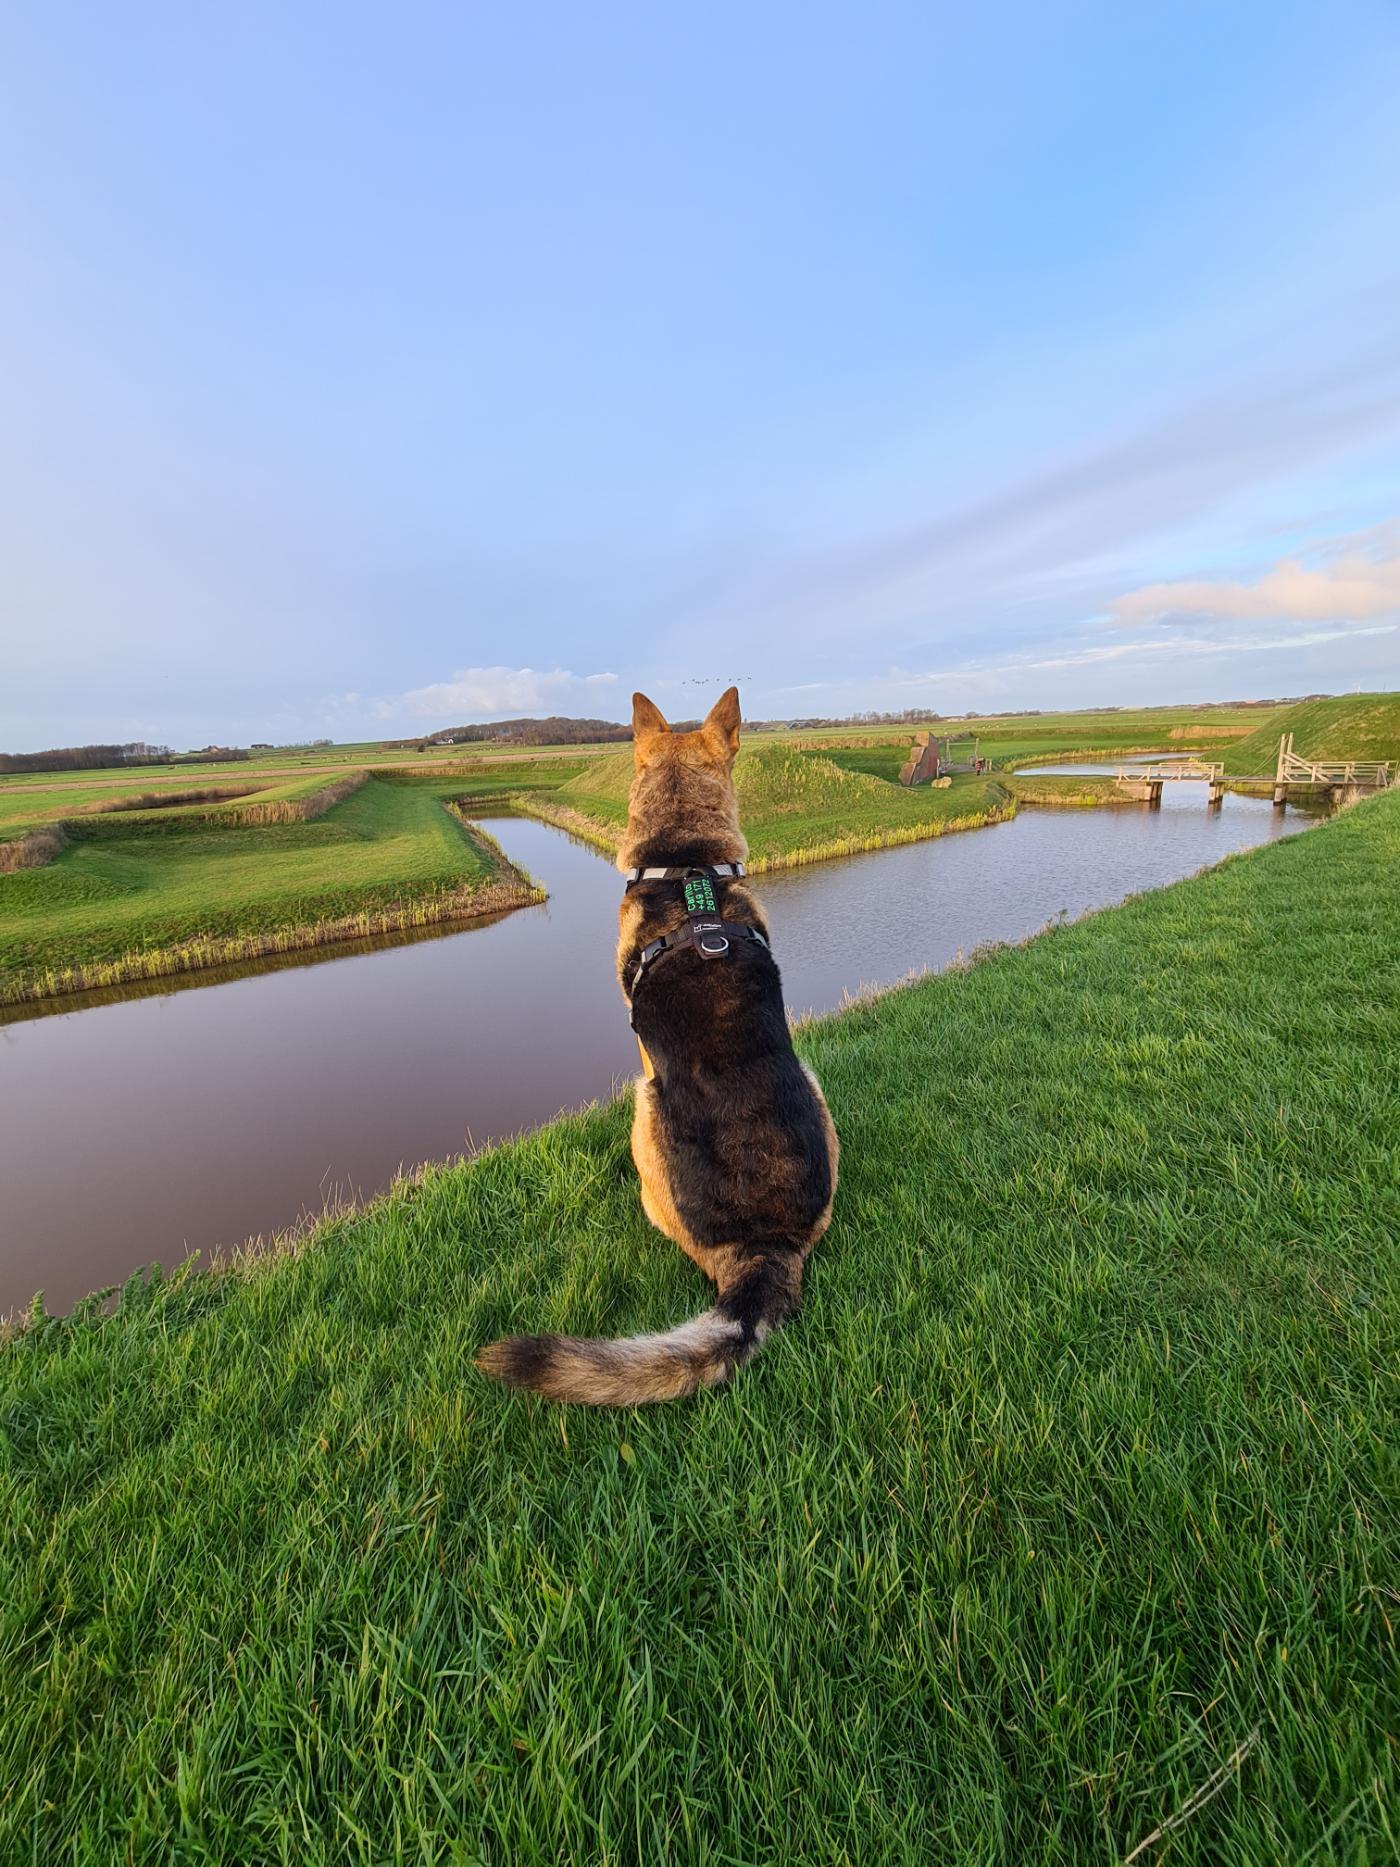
[[623, 862, 769, 1028]]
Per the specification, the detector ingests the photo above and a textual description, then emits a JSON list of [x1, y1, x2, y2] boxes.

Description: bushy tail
[[475, 1249, 802, 1406]]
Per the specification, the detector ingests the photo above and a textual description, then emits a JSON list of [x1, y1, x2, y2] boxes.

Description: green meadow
[[0, 776, 556, 1006], [1, 789, 1394, 1862]]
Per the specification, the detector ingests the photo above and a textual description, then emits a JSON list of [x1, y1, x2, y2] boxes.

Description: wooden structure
[[898, 731, 981, 787], [1111, 737, 1393, 811], [1113, 759, 1226, 808], [1271, 733, 1391, 808]]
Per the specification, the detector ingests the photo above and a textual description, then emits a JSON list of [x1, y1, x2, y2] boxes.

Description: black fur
[[628, 926, 833, 1251]]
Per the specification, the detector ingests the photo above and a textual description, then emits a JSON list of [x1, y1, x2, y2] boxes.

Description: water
[[0, 791, 1312, 1314]]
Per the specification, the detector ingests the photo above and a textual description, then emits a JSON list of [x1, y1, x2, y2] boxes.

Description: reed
[[997, 773, 1128, 808], [744, 801, 1017, 870], [79, 786, 259, 814], [512, 789, 1018, 869], [503, 795, 624, 856], [0, 873, 545, 1008], [225, 769, 369, 825], [0, 824, 67, 872]]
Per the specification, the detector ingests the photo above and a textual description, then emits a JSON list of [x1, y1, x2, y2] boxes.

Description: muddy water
[[0, 791, 1312, 1314]]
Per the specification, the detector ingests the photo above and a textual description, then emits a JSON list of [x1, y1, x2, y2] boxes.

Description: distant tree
[[0, 741, 173, 774]]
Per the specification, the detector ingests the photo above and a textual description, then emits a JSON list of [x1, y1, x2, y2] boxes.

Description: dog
[[476, 687, 839, 1404]]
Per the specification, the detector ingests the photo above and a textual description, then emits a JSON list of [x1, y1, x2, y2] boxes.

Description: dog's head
[[621, 687, 745, 863]]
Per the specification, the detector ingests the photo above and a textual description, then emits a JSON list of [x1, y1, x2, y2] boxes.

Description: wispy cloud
[[778, 622, 1397, 705], [1108, 523, 1400, 630], [366, 666, 619, 724]]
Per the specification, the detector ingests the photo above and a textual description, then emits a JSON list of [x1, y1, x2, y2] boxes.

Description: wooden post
[[1273, 731, 1290, 809]]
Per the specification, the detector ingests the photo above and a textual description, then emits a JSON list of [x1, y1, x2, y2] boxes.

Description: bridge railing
[[1280, 754, 1391, 786], [1113, 761, 1224, 782]]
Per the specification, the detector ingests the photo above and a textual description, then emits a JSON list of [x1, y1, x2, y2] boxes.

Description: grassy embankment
[[1, 791, 1395, 1861], [519, 744, 1015, 867], [0, 774, 556, 1008], [1220, 692, 1400, 776]]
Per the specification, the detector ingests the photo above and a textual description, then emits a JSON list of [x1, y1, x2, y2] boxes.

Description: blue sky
[[4, 2, 1399, 749]]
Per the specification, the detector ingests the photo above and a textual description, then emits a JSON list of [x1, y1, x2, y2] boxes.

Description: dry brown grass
[[0, 825, 68, 872], [228, 770, 369, 825], [80, 786, 259, 814]]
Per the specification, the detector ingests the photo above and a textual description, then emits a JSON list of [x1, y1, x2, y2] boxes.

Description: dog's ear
[[703, 685, 741, 758], [632, 692, 670, 753]]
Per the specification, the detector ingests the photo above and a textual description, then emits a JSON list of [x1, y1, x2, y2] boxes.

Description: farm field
[[1, 788, 1394, 1862]]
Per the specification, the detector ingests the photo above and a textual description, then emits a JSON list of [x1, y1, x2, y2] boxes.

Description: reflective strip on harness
[[623, 861, 746, 886]]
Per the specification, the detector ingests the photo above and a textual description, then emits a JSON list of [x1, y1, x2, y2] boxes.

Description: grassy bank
[[2, 793, 1396, 1861], [996, 772, 1129, 808], [1221, 692, 1400, 775], [0, 779, 542, 1008], [539, 744, 1016, 866]]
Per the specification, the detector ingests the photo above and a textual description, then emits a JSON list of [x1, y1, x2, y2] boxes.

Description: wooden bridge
[[1113, 736, 1393, 809], [1113, 759, 1227, 807], [1270, 733, 1391, 806]]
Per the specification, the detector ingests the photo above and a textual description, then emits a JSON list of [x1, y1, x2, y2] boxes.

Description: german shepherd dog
[[477, 687, 839, 1405]]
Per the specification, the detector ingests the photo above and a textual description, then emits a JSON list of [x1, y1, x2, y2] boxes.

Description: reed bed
[[744, 799, 1017, 870], [226, 769, 369, 825], [997, 773, 1128, 809], [513, 790, 1018, 869], [0, 872, 545, 1008], [79, 786, 259, 814], [442, 804, 548, 890], [503, 795, 625, 856], [0, 824, 68, 872]]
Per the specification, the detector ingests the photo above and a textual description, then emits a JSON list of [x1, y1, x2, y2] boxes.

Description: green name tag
[[684, 875, 717, 915]]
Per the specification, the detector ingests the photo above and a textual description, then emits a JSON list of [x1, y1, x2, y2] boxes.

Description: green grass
[[790, 705, 1293, 773], [998, 772, 1128, 808], [0, 778, 526, 1002], [1221, 693, 1400, 775], [2, 793, 1396, 1862], [551, 744, 1012, 865]]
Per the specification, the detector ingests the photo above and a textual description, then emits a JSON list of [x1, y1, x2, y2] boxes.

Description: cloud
[[777, 620, 1398, 704], [736, 349, 1400, 655], [369, 666, 619, 723], [1108, 528, 1400, 630]]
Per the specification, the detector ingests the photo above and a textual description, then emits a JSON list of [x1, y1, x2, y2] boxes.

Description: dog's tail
[[475, 1248, 802, 1406]]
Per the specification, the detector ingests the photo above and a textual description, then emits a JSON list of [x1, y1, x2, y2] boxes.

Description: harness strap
[[623, 860, 767, 1032], [628, 920, 769, 1028], [624, 861, 745, 886]]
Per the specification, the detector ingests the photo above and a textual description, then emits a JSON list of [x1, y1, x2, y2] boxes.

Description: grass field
[[0, 778, 545, 1005], [2, 790, 1395, 1862]]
